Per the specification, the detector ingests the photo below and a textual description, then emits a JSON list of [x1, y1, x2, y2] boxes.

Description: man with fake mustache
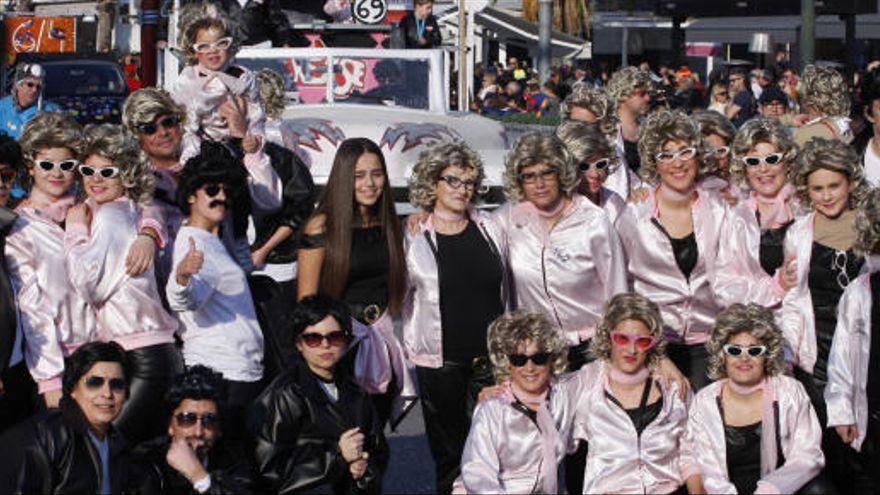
[[165, 143, 265, 456]]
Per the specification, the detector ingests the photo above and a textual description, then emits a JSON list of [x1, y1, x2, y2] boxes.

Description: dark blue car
[[41, 59, 128, 125]]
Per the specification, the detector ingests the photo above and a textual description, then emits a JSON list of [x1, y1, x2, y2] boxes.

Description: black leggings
[[417, 359, 494, 495], [114, 342, 184, 445], [667, 342, 712, 391]]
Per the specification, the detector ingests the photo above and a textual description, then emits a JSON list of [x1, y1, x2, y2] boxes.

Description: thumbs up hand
[[175, 237, 204, 286]]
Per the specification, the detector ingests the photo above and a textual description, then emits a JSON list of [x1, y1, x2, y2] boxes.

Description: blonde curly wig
[[792, 137, 869, 209], [637, 110, 711, 185], [729, 117, 797, 190], [19, 112, 83, 165], [408, 141, 485, 211], [560, 82, 619, 138], [257, 69, 286, 121], [800, 64, 850, 117], [606, 66, 651, 103], [81, 124, 155, 204], [589, 293, 667, 369], [555, 120, 620, 176], [177, 3, 239, 66], [706, 303, 786, 380], [502, 133, 577, 202], [693, 110, 736, 177], [855, 187, 880, 256], [122, 87, 186, 134], [488, 310, 569, 384]]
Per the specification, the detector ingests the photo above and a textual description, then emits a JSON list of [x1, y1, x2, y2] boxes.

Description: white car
[[231, 47, 509, 206]]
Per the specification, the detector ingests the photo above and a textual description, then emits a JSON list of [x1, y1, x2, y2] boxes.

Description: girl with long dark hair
[[298, 137, 413, 426]]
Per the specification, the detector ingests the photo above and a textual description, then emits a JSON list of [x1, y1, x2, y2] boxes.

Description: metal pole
[[458, 0, 468, 111], [141, 0, 159, 87], [843, 13, 856, 82], [800, 0, 815, 68], [621, 25, 628, 67], [538, 0, 551, 83]]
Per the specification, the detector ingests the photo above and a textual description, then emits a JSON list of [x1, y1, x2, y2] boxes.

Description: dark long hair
[[312, 138, 406, 315]]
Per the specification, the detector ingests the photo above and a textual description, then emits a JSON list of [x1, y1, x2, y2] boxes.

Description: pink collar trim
[[25, 189, 76, 224]]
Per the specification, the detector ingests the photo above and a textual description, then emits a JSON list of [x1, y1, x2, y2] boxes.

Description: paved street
[[382, 400, 436, 494]]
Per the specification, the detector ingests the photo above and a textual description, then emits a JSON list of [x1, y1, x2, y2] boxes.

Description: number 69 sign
[[353, 0, 387, 24]]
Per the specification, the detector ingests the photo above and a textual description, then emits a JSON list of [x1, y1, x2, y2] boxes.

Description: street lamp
[[538, 0, 551, 83]]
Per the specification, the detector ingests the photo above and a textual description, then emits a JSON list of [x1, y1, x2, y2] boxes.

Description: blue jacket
[[0, 95, 59, 139]]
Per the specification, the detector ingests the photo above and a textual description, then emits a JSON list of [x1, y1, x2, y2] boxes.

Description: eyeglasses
[[202, 183, 227, 198], [832, 250, 852, 290], [610, 331, 658, 351], [517, 167, 559, 184], [741, 153, 784, 167], [655, 147, 697, 164], [192, 37, 233, 53], [175, 412, 218, 430], [723, 344, 768, 358], [84, 375, 127, 392], [508, 352, 552, 367], [710, 146, 730, 158], [578, 158, 611, 172], [633, 88, 650, 98], [0, 169, 17, 184], [299, 330, 348, 348], [440, 175, 479, 190], [18, 81, 41, 90], [136, 115, 180, 136], [714, 92, 729, 98], [36, 159, 78, 173], [79, 165, 120, 179]]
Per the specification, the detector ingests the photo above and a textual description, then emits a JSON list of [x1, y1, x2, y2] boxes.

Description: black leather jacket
[[248, 358, 388, 494], [0, 205, 17, 374], [399, 12, 442, 49], [0, 400, 149, 494], [134, 436, 254, 494]]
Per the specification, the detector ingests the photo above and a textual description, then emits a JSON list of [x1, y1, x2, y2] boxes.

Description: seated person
[[249, 294, 388, 494], [0, 342, 147, 493], [136, 365, 254, 494]]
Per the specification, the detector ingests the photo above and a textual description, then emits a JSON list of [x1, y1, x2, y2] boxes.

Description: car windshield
[[43, 63, 127, 97], [235, 50, 434, 111]]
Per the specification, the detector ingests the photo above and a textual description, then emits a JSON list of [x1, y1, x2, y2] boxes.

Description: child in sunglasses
[[63, 124, 182, 445], [688, 303, 827, 494], [172, 4, 265, 164], [825, 187, 880, 492]]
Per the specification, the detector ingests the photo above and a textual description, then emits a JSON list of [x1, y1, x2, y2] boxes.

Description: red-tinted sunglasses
[[610, 331, 658, 351]]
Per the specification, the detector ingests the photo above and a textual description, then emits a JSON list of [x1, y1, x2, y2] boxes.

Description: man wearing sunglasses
[[135, 365, 253, 494], [0, 63, 58, 139]]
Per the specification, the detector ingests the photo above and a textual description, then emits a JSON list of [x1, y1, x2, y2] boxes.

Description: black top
[[399, 12, 442, 49], [725, 421, 762, 495], [731, 89, 756, 128], [435, 221, 504, 363], [868, 272, 880, 423], [134, 436, 255, 494], [623, 138, 641, 172], [653, 219, 699, 281], [809, 242, 863, 385], [605, 379, 663, 437], [757, 214, 794, 276], [301, 227, 390, 316]]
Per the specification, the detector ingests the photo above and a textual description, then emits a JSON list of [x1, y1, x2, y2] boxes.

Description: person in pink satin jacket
[[825, 187, 880, 492], [458, 310, 575, 494], [616, 110, 728, 391], [63, 124, 182, 444], [689, 303, 828, 495], [714, 117, 801, 308], [5, 112, 160, 411], [573, 292, 703, 494]]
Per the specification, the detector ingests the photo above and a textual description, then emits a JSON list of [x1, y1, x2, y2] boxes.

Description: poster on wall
[[3, 16, 77, 65]]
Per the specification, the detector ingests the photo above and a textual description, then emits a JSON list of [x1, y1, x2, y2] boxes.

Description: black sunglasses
[[84, 375, 126, 392], [509, 352, 551, 367], [175, 411, 218, 429], [299, 330, 348, 348], [0, 168, 17, 184], [202, 183, 228, 198], [137, 115, 181, 136]]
